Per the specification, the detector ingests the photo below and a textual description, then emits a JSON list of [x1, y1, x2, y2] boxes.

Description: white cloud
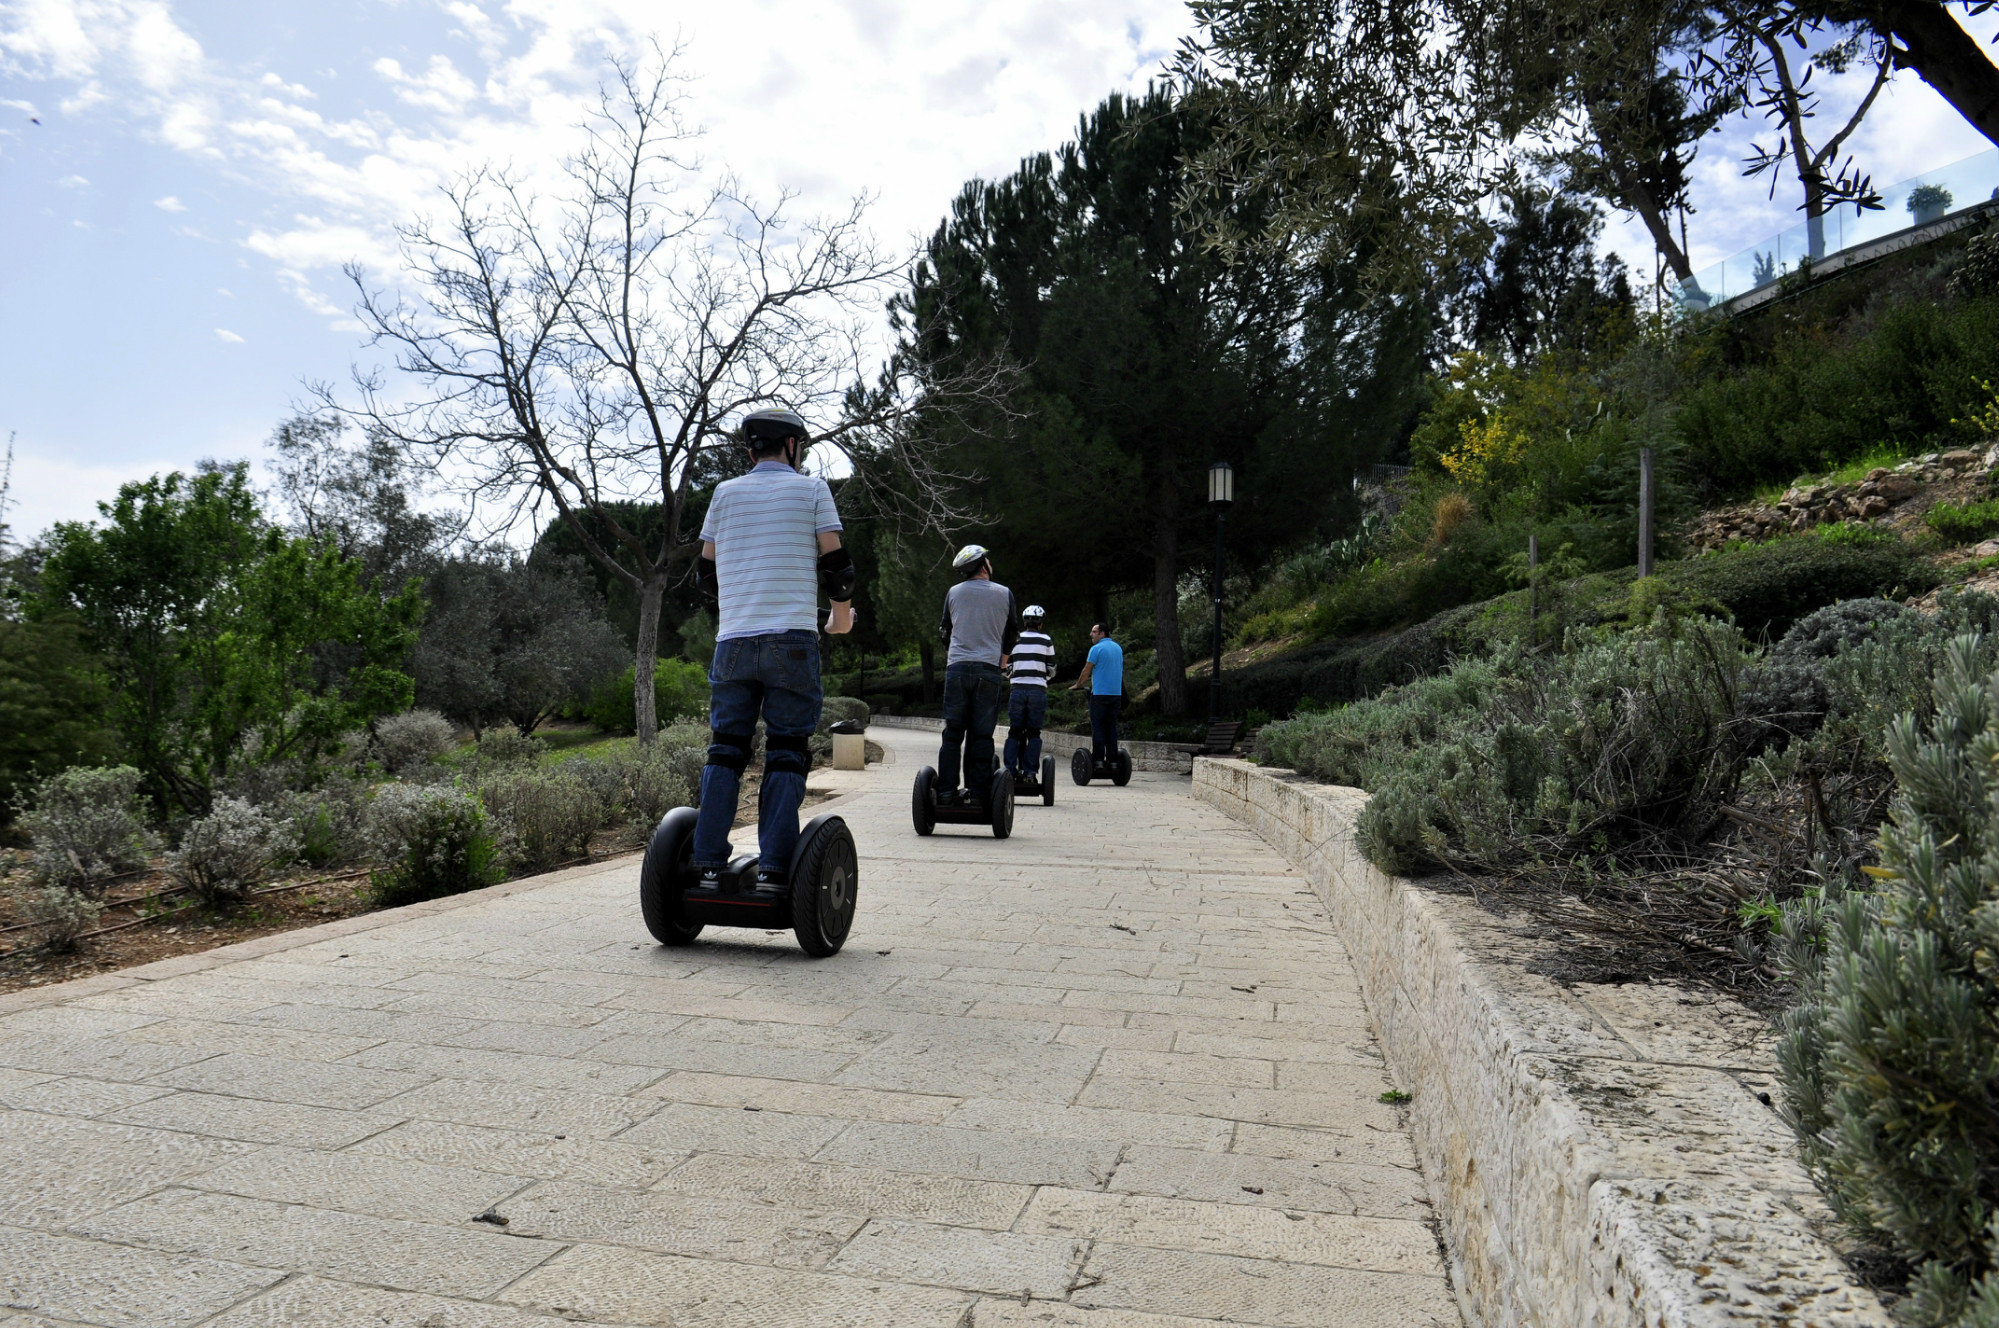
[[372, 54, 480, 114], [153, 193, 184, 210], [213, 327, 242, 342], [56, 172, 86, 186], [0, 0, 1193, 330]]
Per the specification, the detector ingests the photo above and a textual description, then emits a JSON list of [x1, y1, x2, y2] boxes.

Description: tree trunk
[[1583, 96, 1696, 286], [1871, 0, 1999, 150], [1153, 512, 1189, 718], [919, 641, 936, 704], [633, 577, 664, 744]]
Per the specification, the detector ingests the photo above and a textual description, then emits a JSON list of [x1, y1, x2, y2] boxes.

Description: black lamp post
[[1207, 461, 1234, 726]]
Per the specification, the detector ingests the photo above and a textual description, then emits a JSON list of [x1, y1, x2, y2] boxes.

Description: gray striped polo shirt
[[701, 462, 843, 641]]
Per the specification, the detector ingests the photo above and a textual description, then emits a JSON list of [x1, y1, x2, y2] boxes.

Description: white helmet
[[952, 544, 990, 575], [1022, 604, 1046, 620]]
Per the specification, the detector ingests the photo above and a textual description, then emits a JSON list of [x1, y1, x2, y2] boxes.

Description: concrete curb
[[0, 853, 638, 1019], [1194, 756, 1890, 1328], [867, 712, 1194, 773]]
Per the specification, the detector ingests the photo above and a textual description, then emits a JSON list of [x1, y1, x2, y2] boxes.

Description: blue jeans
[[1004, 687, 1047, 775], [939, 662, 1004, 797], [693, 630, 822, 872], [1089, 695, 1122, 762]]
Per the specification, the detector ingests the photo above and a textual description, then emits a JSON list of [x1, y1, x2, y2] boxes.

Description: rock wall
[[1195, 756, 1890, 1328]]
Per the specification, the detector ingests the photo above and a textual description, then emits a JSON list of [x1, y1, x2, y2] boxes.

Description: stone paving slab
[[0, 726, 1458, 1326]]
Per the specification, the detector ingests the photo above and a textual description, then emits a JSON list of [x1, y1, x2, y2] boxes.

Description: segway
[[911, 762, 1014, 838], [639, 808, 857, 957], [1071, 747, 1133, 787], [1011, 755, 1057, 806]]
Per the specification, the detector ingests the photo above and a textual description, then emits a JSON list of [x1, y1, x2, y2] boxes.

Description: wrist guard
[[696, 556, 718, 605], [817, 548, 856, 602]]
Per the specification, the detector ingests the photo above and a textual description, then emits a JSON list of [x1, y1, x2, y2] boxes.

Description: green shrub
[[475, 723, 547, 766], [8, 882, 101, 951], [818, 696, 869, 732], [274, 775, 369, 868], [18, 764, 153, 895], [564, 736, 702, 846], [1662, 533, 1931, 643], [1927, 500, 1999, 545], [584, 661, 709, 734], [364, 783, 504, 907], [373, 708, 456, 774], [1675, 292, 1999, 499], [1260, 618, 1753, 876], [1773, 634, 1999, 1325], [479, 766, 604, 873], [658, 720, 709, 750], [167, 797, 298, 903]]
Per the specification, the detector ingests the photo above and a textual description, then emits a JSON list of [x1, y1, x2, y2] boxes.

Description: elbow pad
[[696, 556, 719, 605], [817, 548, 857, 602]]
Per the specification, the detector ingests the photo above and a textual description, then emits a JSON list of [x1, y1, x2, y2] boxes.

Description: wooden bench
[[1174, 721, 1245, 767]]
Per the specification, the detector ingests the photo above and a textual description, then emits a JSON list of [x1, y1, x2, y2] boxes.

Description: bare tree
[[337, 47, 1000, 741]]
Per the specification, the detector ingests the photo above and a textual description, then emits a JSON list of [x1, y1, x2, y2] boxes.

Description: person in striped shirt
[[1004, 605, 1054, 779], [691, 409, 855, 889]]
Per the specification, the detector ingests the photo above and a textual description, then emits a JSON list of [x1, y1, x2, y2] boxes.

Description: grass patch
[[1926, 499, 1999, 545], [1752, 441, 1915, 506], [544, 733, 638, 765]]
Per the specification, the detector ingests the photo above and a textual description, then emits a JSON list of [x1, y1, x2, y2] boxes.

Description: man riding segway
[[635, 409, 863, 956], [910, 545, 1021, 838], [1069, 622, 1131, 786], [1004, 605, 1058, 804]]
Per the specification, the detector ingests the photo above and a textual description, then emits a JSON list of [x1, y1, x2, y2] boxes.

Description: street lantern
[[1207, 462, 1233, 726]]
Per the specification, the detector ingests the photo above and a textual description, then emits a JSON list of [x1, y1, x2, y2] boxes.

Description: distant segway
[[1011, 755, 1057, 806], [639, 808, 857, 957], [911, 762, 1014, 838], [1071, 747, 1133, 787]]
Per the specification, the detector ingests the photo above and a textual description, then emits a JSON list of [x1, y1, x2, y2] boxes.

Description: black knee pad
[[765, 732, 811, 777], [705, 730, 755, 774]]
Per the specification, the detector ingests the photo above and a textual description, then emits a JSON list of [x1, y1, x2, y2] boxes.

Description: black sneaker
[[694, 866, 723, 891], [753, 869, 788, 894]]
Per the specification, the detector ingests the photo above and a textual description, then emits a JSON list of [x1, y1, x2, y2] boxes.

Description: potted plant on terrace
[[1908, 183, 1953, 226]]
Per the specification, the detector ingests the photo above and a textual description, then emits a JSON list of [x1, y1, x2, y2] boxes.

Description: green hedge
[[1216, 532, 1935, 717], [583, 660, 709, 733]]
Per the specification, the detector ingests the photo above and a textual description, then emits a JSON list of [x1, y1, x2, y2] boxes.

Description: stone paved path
[[0, 726, 1460, 1327]]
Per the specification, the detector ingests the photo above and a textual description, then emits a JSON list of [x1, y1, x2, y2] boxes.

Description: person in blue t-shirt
[[1068, 622, 1124, 765]]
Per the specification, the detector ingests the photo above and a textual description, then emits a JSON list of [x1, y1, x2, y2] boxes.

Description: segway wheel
[[990, 769, 1015, 839], [912, 766, 937, 836], [1071, 748, 1093, 786], [1112, 750, 1133, 787], [639, 807, 704, 946], [1041, 756, 1056, 806], [790, 816, 858, 958]]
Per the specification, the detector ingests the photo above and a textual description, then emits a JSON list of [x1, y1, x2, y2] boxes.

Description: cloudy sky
[[1, 0, 1994, 540]]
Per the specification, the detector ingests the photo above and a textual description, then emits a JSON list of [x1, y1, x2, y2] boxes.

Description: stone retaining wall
[[866, 713, 1194, 773], [1194, 756, 1889, 1328]]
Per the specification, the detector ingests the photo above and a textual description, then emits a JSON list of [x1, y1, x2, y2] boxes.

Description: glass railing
[[1675, 146, 1999, 310]]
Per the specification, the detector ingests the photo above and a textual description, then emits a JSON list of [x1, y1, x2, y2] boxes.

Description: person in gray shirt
[[935, 544, 1020, 806]]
